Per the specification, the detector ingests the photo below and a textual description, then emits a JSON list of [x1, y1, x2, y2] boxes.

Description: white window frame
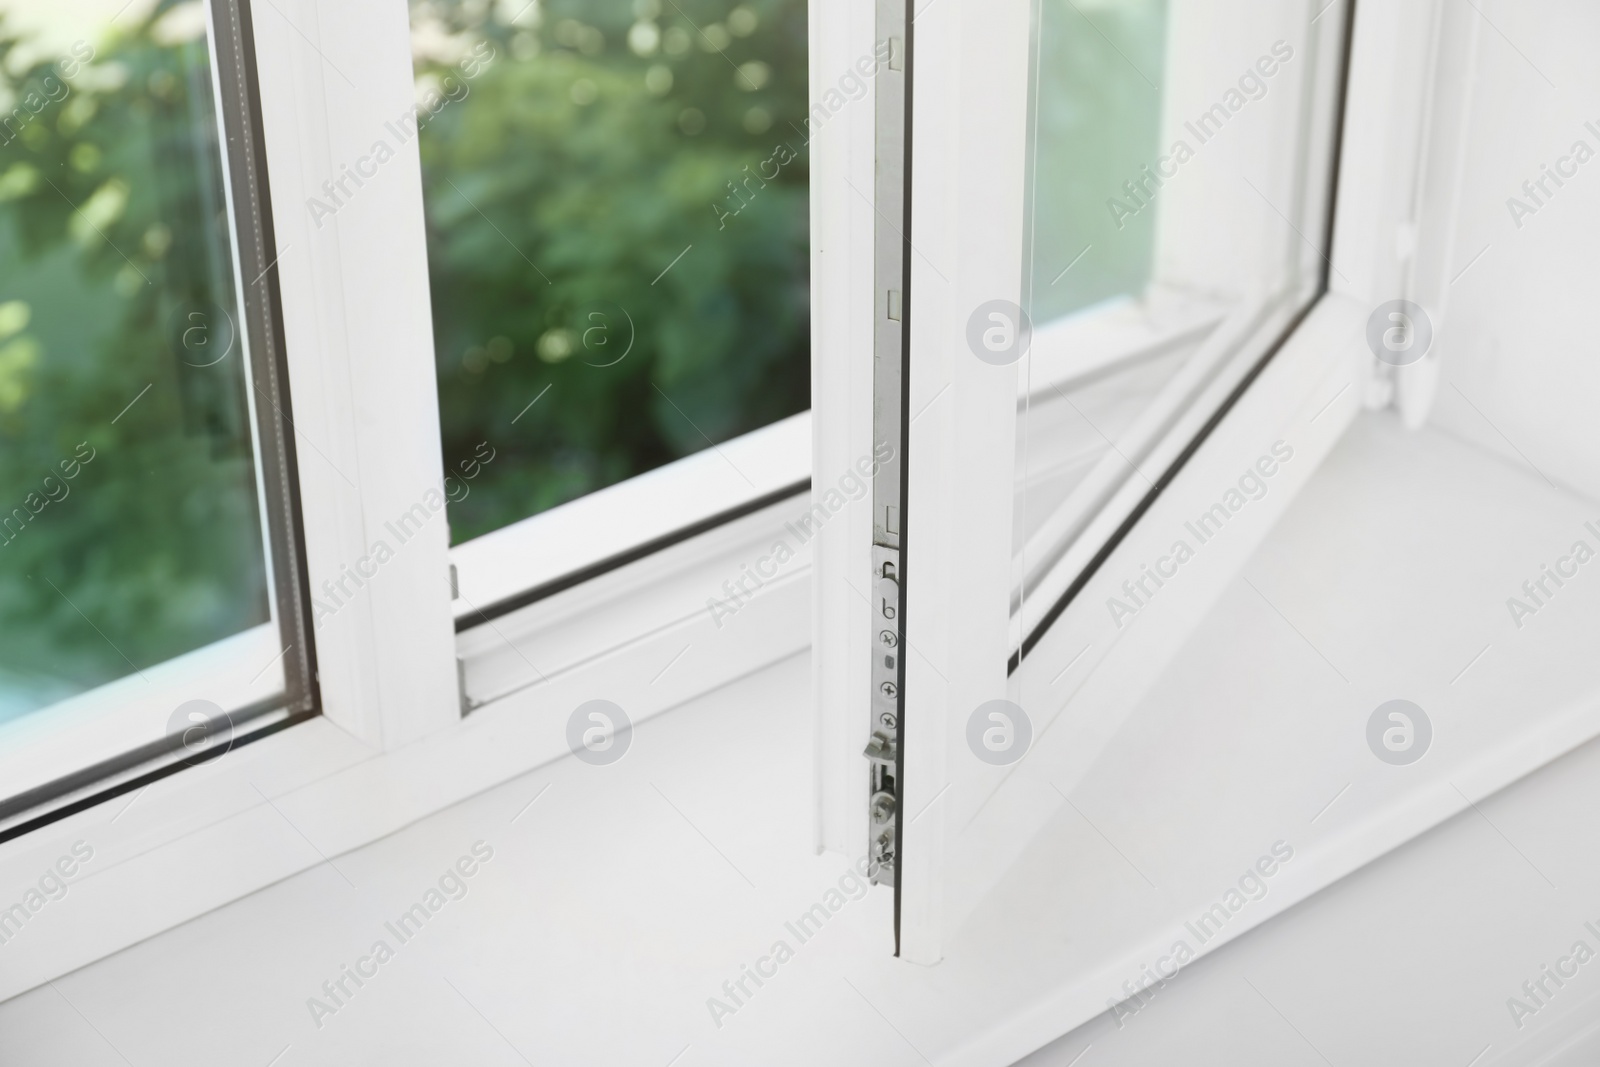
[[810, 0, 1484, 974], [0, 0, 817, 998], [451, 411, 809, 626], [1006, 0, 1347, 655], [0, 5, 1490, 1050], [0, 624, 287, 809]]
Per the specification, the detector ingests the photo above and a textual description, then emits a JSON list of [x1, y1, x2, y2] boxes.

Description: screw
[[880, 681, 897, 699], [879, 630, 898, 648], [879, 712, 897, 729]]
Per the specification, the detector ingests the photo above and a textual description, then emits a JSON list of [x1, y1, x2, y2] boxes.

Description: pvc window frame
[[0, 0, 1444, 1029], [809, 0, 1466, 969], [0, 0, 821, 999], [1007, 0, 1348, 660]]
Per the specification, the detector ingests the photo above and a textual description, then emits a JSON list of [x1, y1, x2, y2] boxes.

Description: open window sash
[[817, 0, 1363, 965]]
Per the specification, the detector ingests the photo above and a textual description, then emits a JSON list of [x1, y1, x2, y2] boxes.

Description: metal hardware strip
[[866, 0, 910, 897]]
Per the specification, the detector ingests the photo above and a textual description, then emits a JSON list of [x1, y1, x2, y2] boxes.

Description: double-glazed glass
[[1013, 0, 1341, 655], [411, 0, 811, 546], [0, 0, 313, 819]]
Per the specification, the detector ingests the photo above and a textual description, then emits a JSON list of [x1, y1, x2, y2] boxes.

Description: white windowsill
[[5, 411, 1598, 1065], [9, 620, 1598, 1065], [0, 485, 813, 1003]]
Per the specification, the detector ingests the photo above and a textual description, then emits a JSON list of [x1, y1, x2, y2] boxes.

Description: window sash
[[811, 0, 1359, 964], [0, 0, 319, 832], [451, 412, 810, 629]]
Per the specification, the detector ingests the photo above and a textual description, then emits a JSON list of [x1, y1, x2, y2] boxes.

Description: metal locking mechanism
[[864, 547, 901, 884], [865, 0, 909, 891]]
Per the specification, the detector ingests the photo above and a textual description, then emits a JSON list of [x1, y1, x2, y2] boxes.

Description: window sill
[[0, 489, 813, 1003], [10, 404, 1597, 1061]]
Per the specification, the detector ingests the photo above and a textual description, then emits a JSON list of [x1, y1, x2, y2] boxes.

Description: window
[[0, 0, 820, 838], [409, 0, 812, 615], [0, 0, 313, 827], [842, 0, 1600, 1012], [6, 1, 1598, 1061], [1013, 0, 1341, 659], [819, 0, 1353, 963]]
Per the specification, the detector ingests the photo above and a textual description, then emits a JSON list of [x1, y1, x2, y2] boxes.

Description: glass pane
[[1025, 0, 1167, 324], [0, 0, 306, 798], [412, 0, 810, 545], [1014, 0, 1338, 651]]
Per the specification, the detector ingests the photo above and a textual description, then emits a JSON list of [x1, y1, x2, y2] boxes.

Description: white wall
[[1424, 0, 1600, 504]]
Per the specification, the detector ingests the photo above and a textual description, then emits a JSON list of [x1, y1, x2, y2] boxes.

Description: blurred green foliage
[[0, 2, 269, 720], [412, 0, 811, 542], [0, 0, 814, 720], [1025, 0, 1167, 323]]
